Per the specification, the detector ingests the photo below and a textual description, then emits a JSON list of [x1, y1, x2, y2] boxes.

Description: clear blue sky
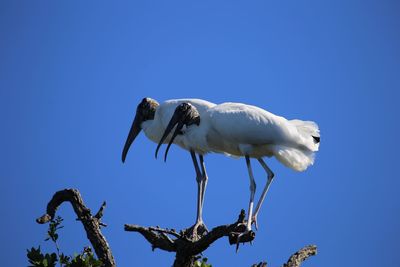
[[1, 0, 399, 266]]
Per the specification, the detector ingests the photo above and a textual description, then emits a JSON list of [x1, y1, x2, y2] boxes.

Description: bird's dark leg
[[252, 158, 275, 230], [244, 155, 256, 231], [234, 155, 257, 251], [187, 150, 207, 239], [190, 150, 203, 224], [199, 155, 208, 216]]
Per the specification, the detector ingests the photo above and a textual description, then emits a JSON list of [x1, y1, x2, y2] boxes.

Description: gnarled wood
[[125, 210, 317, 267], [36, 188, 116, 267], [283, 245, 317, 267], [125, 209, 255, 267]]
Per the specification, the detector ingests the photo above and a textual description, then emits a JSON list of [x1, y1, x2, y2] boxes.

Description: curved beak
[[122, 114, 142, 163], [155, 112, 184, 162]]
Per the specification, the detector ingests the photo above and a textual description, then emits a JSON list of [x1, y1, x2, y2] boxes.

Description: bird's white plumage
[[209, 103, 297, 145], [180, 102, 320, 171]]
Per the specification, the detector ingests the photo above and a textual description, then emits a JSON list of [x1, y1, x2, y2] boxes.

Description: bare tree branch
[[148, 226, 182, 239], [282, 245, 317, 267], [125, 209, 317, 267], [36, 188, 116, 267], [124, 224, 177, 252], [125, 209, 255, 267]]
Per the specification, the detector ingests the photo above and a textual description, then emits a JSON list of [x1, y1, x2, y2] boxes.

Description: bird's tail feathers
[[272, 145, 315, 172], [290, 119, 320, 151]]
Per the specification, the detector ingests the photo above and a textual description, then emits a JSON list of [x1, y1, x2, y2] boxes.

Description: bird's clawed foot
[[237, 230, 256, 251], [228, 209, 256, 251], [184, 221, 208, 241], [228, 221, 255, 252], [229, 228, 255, 252]]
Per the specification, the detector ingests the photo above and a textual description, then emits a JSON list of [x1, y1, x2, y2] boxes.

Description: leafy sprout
[[27, 216, 102, 267]]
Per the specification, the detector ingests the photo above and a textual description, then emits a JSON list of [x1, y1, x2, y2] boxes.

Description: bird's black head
[[173, 103, 201, 127], [155, 102, 200, 162], [121, 97, 159, 163], [136, 97, 159, 122]]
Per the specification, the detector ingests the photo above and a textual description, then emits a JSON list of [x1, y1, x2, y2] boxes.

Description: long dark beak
[[122, 114, 142, 163], [155, 113, 184, 162]]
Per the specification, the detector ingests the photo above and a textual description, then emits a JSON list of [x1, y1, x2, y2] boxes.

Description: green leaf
[[27, 246, 45, 266], [66, 247, 102, 267], [194, 257, 212, 267], [60, 253, 71, 265], [44, 253, 57, 267], [46, 216, 63, 243]]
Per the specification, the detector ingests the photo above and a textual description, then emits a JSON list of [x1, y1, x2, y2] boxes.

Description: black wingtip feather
[[312, 136, 320, 144]]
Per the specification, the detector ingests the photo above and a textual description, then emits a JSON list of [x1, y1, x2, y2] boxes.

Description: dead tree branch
[[125, 209, 317, 267], [125, 209, 255, 267], [282, 245, 317, 267], [36, 188, 116, 267], [252, 244, 317, 267]]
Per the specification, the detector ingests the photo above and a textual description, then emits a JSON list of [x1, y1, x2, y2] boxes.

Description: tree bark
[[282, 245, 317, 267], [125, 209, 254, 266], [125, 210, 317, 267], [36, 188, 116, 267]]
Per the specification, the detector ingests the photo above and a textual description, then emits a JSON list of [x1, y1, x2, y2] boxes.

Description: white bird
[[156, 101, 320, 240], [122, 97, 216, 235]]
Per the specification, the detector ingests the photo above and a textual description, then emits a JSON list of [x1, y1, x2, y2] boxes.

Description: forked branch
[[36, 188, 116, 267], [125, 209, 254, 267], [125, 210, 317, 267]]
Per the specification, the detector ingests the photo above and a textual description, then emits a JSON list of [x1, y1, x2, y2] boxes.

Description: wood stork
[[122, 97, 216, 234], [156, 101, 320, 239]]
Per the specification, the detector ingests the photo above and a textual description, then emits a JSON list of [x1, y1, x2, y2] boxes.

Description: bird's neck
[[182, 123, 209, 154], [141, 120, 163, 144]]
